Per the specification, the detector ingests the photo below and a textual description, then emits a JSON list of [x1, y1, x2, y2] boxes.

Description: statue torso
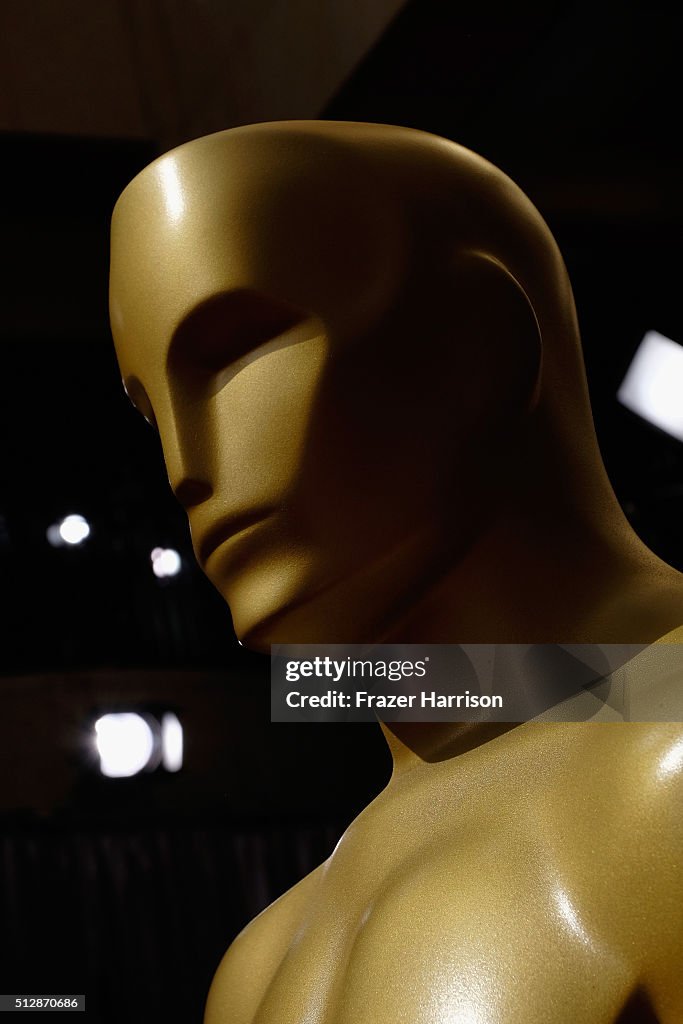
[[205, 720, 683, 1024]]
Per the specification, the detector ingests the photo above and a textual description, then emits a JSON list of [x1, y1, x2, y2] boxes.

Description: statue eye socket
[[169, 289, 306, 377], [123, 375, 158, 430]]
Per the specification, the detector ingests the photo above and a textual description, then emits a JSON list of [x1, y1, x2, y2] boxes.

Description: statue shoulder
[[204, 861, 326, 1024], [614, 721, 683, 1010]]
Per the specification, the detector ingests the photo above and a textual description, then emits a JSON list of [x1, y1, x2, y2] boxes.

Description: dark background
[[1, 2, 682, 1021]]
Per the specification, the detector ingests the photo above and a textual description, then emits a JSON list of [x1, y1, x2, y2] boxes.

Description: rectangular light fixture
[[618, 330, 683, 442]]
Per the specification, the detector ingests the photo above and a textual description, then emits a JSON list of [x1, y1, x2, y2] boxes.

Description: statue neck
[[380, 427, 682, 647]]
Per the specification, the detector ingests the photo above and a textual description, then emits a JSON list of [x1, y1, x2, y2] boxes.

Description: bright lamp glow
[[151, 547, 182, 578], [161, 713, 183, 772], [95, 713, 155, 778], [60, 514, 91, 544], [47, 513, 91, 547], [618, 331, 683, 442]]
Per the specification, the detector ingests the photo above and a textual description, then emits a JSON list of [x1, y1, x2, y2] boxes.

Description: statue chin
[[207, 542, 340, 651]]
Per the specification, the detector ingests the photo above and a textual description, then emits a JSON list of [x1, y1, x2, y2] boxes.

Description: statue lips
[[194, 508, 277, 567]]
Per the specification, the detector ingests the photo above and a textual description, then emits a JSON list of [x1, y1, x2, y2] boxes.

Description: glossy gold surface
[[109, 122, 683, 1023], [206, 697, 683, 1024]]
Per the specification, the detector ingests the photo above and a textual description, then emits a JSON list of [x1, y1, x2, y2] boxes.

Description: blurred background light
[[618, 330, 683, 442], [161, 712, 183, 772], [151, 547, 182, 578], [60, 514, 91, 545], [46, 524, 64, 547], [46, 513, 91, 548], [95, 713, 155, 778]]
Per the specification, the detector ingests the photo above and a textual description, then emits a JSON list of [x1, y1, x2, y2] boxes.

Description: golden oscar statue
[[110, 122, 683, 1023]]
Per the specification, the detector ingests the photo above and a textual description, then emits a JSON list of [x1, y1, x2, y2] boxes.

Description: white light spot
[[57, 514, 90, 546], [161, 713, 183, 772], [618, 331, 683, 442], [552, 887, 593, 949], [158, 158, 185, 223], [151, 547, 182, 578], [95, 713, 155, 778], [657, 736, 683, 780]]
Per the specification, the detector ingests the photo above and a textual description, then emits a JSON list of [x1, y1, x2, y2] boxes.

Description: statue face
[[110, 126, 538, 647]]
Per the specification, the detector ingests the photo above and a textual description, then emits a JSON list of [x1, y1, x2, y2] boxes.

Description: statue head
[[110, 121, 601, 649]]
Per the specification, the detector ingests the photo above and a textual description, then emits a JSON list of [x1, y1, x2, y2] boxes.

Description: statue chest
[[249, 827, 635, 1024]]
